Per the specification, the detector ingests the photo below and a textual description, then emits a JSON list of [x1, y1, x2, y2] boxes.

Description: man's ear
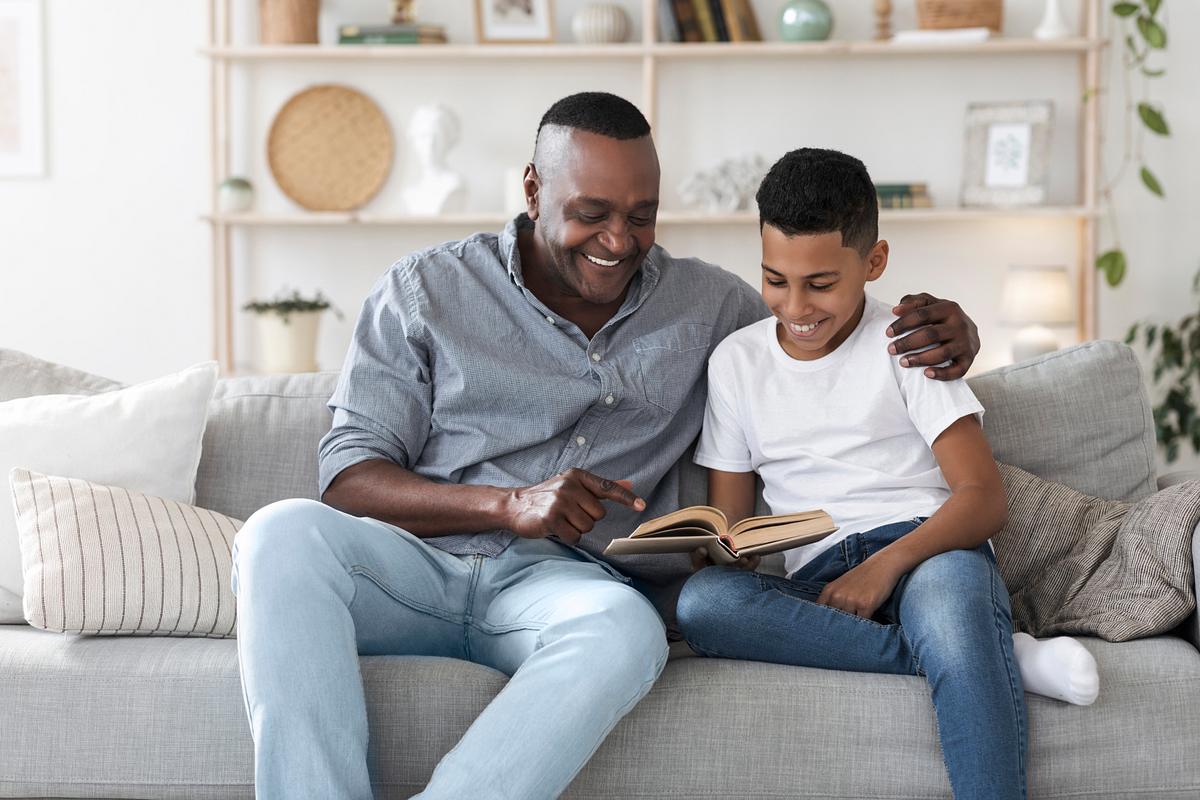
[[523, 163, 540, 221], [865, 240, 889, 282]]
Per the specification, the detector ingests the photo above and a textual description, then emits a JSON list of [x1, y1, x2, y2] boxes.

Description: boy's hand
[[503, 470, 645, 545], [887, 293, 980, 380], [816, 555, 905, 620], [689, 547, 760, 573]]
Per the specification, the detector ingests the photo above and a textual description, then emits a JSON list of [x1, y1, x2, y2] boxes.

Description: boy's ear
[[865, 240, 889, 282]]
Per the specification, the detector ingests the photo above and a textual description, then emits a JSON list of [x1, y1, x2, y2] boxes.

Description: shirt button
[[546, 316, 555, 324], [604, 395, 614, 405], [591, 353, 601, 362], [576, 436, 587, 446]]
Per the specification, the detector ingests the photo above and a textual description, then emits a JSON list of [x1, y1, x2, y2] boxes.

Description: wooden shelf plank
[[198, 38, 1105, 62], [203, 207, 1099, 227]]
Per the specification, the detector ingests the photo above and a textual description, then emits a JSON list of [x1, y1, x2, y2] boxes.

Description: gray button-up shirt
[[319, 215, 768, 585]]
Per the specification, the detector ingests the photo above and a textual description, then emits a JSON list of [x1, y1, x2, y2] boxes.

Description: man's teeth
[[584, 254, 620, 267], [790, 322, 819, 333]]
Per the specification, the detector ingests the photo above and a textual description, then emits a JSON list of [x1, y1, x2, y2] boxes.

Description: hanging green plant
[[1095, 0, 1170, 288]]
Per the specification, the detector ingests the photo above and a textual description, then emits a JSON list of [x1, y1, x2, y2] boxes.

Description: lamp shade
[[1000, 265, 1074, 325]]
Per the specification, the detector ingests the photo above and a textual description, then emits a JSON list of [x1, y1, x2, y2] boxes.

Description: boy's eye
[[765, 278, 786, 288], [810, 283, 834, 291]]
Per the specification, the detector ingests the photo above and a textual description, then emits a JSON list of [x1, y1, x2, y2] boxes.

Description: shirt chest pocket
[[633, 323, 714, 413]]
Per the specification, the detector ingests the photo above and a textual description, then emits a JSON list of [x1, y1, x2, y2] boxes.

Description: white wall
[[1, 0, 1197, 466]]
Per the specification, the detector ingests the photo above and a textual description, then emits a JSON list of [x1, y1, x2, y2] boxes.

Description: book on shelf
[[338, 23, 447, 45], [670, 0, 704, 42], [876, 182, 933, 209], [661, 0, 758, 43], [691, 0, 719, 42], [658, 0, 681, 42], [602, 506, 836, 565], [891, 27, 991, 45], [707, 0, 730, 41], [719, 0, 762, 41]]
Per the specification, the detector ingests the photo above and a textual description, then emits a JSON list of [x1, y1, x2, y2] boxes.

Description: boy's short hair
[[536, 92, 651, 142], [756, 148, 878, 256]]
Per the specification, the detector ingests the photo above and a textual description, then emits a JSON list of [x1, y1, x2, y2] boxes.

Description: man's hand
[[887, 293, 980, 380], [502, 469, 645, 545], [689, 547, 760, 573], [816, 555, 905, 620]]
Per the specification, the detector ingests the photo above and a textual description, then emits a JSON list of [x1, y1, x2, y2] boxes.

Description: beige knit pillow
[[9, 468, 242, 637]]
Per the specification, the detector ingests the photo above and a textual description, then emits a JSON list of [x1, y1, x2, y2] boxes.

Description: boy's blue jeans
[[677, 519, 1028, 800], [231, 498, 669, 800]]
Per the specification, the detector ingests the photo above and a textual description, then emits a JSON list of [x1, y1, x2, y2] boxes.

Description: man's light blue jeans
[[676, 519, 1028, 800], [231, 498, 669, 800]]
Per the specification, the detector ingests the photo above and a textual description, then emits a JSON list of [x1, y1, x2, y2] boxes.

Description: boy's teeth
[[585, 254, 620, 267], [791, 322, 818, 333]]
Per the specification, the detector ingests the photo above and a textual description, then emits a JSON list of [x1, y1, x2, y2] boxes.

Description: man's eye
[[579, 213, 605, 223], [629, 216, 652, 226]]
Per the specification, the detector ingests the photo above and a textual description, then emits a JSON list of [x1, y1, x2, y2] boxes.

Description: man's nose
[[598, 218, 634, 256]]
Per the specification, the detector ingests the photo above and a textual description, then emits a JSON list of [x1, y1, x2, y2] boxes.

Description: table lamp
[[1001, 265, 1074, 363]]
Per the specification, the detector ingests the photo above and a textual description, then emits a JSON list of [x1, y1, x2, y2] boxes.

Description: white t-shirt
[[695, 294, 984, 575]]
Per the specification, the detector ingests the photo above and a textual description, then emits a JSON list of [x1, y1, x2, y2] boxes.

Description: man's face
[[760, 225, 888, 360], [527, 129, 660, 306]]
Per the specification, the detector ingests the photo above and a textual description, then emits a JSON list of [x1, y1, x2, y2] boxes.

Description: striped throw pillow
[[8, 468, 242, 637]]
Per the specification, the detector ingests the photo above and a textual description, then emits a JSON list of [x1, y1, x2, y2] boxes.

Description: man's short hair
[[536, 92, 651, 142], [756, 148, 878, 256]]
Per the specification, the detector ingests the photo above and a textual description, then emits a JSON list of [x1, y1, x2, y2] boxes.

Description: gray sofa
[[2, 340, 1199, 799]]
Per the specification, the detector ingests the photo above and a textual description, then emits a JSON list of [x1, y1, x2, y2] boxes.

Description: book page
[[629, 505, 728, 538]]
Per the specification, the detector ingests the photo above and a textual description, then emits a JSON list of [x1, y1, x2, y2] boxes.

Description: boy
[[676, 149, 1097, 800]]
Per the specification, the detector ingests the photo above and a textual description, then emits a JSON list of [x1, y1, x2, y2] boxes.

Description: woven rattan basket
[[267, 85, 394, 212], [916, 0, 1003, 32]]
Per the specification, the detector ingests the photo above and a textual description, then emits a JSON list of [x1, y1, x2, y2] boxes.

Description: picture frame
[[474, 0, 555, 44], [0, 0, 46, 177], [961, 100, 1054, 207]]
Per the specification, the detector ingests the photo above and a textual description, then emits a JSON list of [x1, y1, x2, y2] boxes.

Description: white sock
[[1011, 631, 1100, 705]]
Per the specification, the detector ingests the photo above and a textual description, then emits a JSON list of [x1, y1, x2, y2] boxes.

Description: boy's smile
[[761, 225, 889, 361]]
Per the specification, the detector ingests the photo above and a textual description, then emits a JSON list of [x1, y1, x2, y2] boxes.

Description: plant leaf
[[1096, 249, 1128, 287], [1146, 0, 1162, 16], [1138, 102, 1170, 135], [1142, 66, 1166, 78], [1112, 1, 1139, 16], [1147, 324, 1158, 348], [1137, 15, 1167, 48], [1141, 166, 1165, 197], [1125, 323, 1139, 344]]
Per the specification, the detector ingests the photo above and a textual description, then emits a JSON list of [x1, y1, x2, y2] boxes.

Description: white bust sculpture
[[401, 104, 467, 215]]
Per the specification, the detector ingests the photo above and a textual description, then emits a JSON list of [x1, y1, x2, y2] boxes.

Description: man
[[231, 92, 981, 799]]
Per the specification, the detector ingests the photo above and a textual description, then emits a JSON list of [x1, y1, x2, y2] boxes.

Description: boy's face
[[760, 225, 888, 361]]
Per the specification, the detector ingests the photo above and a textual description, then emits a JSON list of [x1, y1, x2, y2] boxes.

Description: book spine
[[691, 0, 718, 42], [658, 0, 681, 42], [707, 0, 730, 41], [672, 0, 703, 42], [719, 0, 744, 41], [736, 0, 762, 41]]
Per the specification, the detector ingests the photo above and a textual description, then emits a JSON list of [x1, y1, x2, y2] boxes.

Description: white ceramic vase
[[254, 311, 321, 373], [1033, 0, 1071, 40], [571, 3, 631, 44]]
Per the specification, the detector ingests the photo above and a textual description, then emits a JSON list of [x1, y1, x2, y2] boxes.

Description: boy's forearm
[[872, 485, 1006, 577]]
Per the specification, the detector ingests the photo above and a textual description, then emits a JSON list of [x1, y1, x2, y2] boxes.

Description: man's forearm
[[322, 459, 511, 537]]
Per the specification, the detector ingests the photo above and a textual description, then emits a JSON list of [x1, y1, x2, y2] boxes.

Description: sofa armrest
[[1189, 522, 1200, 650], [1159, 470, 1200, 490]]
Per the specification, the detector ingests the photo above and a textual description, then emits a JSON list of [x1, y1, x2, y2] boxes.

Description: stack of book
[[875, 183, 933, 209], [659, 0, 762, 43], [338, 23, 447, 45]]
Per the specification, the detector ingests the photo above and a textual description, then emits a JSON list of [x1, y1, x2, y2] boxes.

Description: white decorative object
[[10, 469, 243, 637], [1001, 265, 1074, 363], [254, 310, 322, 373], [475, 0, 555, 43], [571, 3, 630, 43], [961, 100, 1054, 207], [401, 104, 467, 215], [1033, 0, 1071, 41], [0, 362, 219, 623], [0, 0, 46, 177], [217, 177, 254, 213], [679, 154, 769, 214]]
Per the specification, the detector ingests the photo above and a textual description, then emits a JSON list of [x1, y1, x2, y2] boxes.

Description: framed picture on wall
[[961, 101, 1054, 207], [0, 0, 46, 177], [474, 0, 555, 44]]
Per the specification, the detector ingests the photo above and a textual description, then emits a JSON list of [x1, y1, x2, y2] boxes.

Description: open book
[[603, 506, 836, 565]]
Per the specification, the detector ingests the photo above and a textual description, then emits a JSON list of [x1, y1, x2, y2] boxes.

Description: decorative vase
[[571, 3, 631, 44], [1033, 0, 1071, 40], [779, 0, 833, 42], [217, 177, 254, 213], [258, 0, 319, 44], [254, 311, 322, 373]]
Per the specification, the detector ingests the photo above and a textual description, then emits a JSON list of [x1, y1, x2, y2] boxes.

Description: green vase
[[779, 0, 833, 42]]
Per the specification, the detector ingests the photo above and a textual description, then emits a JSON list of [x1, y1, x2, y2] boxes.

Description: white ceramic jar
[[571, 3, 631, 44]]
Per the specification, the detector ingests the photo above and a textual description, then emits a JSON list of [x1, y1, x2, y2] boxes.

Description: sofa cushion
[[195, 372, 339, 522], [10, 469, 241, 637], [967, 340, 1157, 501], [0, 362, 218, 624], [2, 625, 1197, 799], [0, 348, 122, 401]]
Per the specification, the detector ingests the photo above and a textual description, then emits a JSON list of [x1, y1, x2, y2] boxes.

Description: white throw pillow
[[9, 468, 241, 637], [0, 361, 217, 623]]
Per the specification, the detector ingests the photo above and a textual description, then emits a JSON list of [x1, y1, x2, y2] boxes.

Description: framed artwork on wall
[[0, 0, 46, 178], [474, 0, 555, 44], [961, 100, 1054, 207]]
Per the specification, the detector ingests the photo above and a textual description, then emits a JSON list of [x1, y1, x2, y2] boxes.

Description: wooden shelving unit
[[203, 0, 1103, 373]]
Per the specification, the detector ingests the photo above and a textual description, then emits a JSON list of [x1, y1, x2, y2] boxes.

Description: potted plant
[[243, 290, 341, 373]]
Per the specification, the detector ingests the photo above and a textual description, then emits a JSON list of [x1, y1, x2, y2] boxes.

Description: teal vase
[[779, 0, 833, 42]]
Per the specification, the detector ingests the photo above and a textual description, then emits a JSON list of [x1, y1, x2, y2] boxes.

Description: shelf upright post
[[209, 0, 234, 372], [1079, 0, 1100, 342], [642, 0, 658, 132]]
